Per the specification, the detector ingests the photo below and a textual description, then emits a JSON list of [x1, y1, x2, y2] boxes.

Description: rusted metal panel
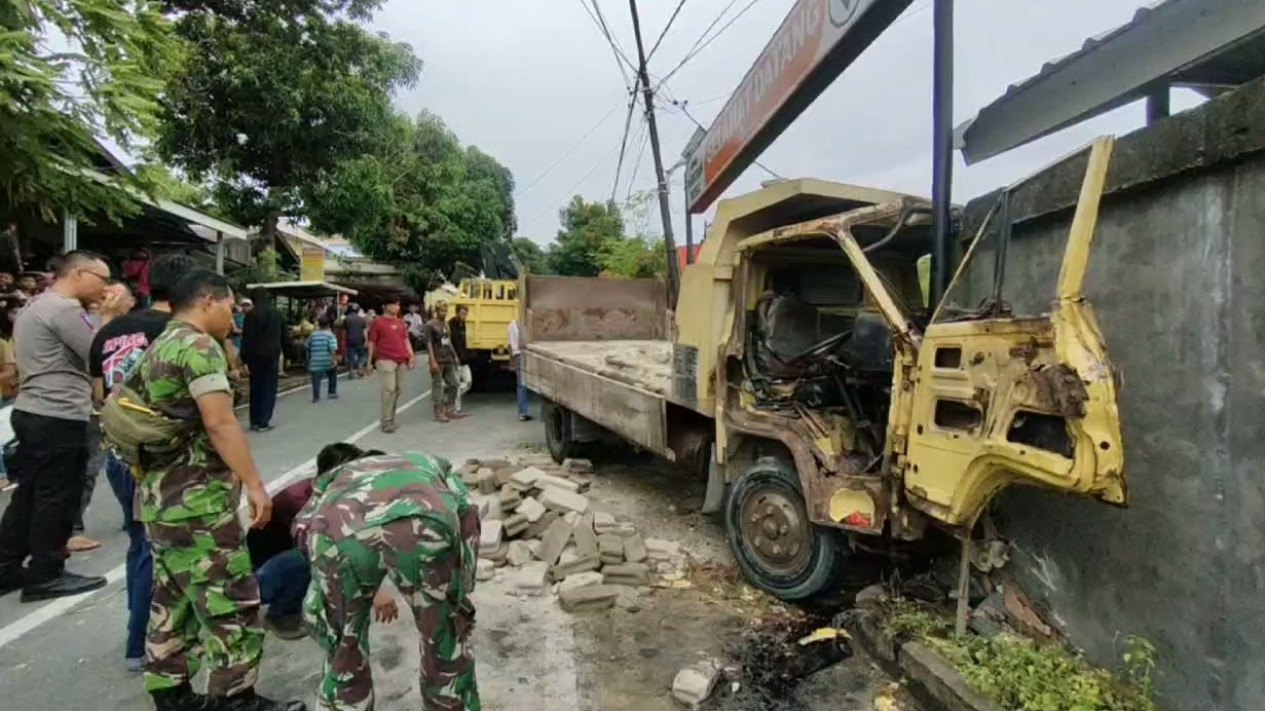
[[522, 275, 667, 342], [523, 351, 669, 456]]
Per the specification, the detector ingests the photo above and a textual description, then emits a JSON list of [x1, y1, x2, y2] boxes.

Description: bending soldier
[[296, 443, 482, 711]]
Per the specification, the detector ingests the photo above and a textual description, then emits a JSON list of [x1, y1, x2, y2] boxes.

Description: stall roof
[[246, 281, 358, 299], [955, 0, 1265, 164]]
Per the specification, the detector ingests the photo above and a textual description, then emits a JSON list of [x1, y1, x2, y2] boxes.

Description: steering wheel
[[786, 331, 853, 366]]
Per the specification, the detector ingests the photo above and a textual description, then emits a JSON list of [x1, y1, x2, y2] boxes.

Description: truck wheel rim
[[740, 488, 811, 576]]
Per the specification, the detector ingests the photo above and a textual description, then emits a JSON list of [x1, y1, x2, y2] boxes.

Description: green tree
[[598, 234, 666, 279], [308, 112, 518, 284], [548, 196, 624, 277], [512, 237, 550, 275], [155, 0, 420, 240], [1, 0, 177, 221]]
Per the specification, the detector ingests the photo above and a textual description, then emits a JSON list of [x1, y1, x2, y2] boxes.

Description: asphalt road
[[0, 368, 541, 709]]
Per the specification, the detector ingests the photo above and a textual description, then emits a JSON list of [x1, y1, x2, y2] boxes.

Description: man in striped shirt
[[306, 315, 338, 403]]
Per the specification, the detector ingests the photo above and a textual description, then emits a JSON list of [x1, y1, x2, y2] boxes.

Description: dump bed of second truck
[[520, 275, 683, 457]]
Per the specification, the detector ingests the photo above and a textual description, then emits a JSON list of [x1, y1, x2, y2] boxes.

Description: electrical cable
[[609, 94, 641, 204], [516, 102, 622, 196], [624, 119, 651, 204], [576, 0, 637, 87], [647, 0, 691, 61], [658, 0, 761, 87]]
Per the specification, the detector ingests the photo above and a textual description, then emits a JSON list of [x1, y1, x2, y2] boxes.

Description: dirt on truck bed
[[529, 340, 673, 396]]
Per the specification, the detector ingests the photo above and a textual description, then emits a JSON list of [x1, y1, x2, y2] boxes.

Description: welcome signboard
[[684, 0, 913, 213]]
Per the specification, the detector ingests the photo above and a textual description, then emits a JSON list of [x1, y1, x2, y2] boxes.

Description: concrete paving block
[[526, 540, 543, 560], [540, 488, 590, 514], [476, 558, 495, 581], [479, 520, 503, 552], [512, 561, 550, 595], [536, 474, 582, 493], [561, 458, 593, 474], [498, 485, 522, 512], [537, 517, 574, 566], [510, 466, 548, 488], [559, 584, 619, 613], [671, 661, 720, 708], [478, 495, 504, 522], [551, 551, 601, 581], [597, 533, 624, 565], [593, 511, 618, 533], [506, 540, 534, 567], [602, 563, 651, 586], [483, 542, 508, 563], [557, 570, 604, 594], [516, 496, 547, 523], [623, 533, 648, 563], [503, 513, 529, 538], [572, 513, 599, 558], [644, 538, 681, 561], [562, 511, 580, 526], [523, 510, 560, 540], [476, 467, 498, 494]]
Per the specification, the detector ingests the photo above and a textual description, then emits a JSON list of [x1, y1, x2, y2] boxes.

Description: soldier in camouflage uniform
[[295, 443, 482, 711], [136, 269, 305, 711]]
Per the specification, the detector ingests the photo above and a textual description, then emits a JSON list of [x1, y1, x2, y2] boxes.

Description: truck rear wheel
[[725, 456, 850, 601], [542, 400, 576, 463]]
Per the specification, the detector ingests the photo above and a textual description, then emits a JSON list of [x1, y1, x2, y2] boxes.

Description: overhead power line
[[647, 0, 691, 61], [666, 94, 782, 180], [517, 102, 623, 196], [604, 92, 637, 203], [577, 0, 637, 88], [624, 117, 651, 203], [659, 0, 761, 87]]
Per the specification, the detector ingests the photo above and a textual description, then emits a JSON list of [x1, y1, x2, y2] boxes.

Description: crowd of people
[[0, 252, 484, 711]]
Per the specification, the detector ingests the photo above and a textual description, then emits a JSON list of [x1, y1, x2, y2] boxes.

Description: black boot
[[0, 565, 25, 597], [151, 683, 209, 711], [210, 689, 306, 711]]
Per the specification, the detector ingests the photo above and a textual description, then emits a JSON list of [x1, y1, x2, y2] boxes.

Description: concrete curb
[[846, 610, 1006, 711]]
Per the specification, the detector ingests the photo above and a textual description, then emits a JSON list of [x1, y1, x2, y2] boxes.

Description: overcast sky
[[369, 0, 1200, 245]]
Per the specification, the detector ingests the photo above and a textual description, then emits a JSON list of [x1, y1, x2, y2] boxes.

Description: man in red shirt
[[367, 296, 413, 433]]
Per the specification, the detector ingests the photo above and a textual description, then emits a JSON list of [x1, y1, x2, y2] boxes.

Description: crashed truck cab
[[705, 139, 1126, 599]]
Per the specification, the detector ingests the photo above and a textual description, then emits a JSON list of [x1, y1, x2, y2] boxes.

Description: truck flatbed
[[526, 340, 672, 397]]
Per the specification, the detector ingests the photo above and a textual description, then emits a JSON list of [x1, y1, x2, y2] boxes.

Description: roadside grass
[[884, 598, 1157, 711]]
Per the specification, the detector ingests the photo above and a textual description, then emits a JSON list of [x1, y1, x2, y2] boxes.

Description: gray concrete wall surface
[[955, 76, 1265, 711]]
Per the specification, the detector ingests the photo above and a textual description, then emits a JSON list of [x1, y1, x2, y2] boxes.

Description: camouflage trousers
[[144, 508, 264, 696], [304, 515, 480, 711]]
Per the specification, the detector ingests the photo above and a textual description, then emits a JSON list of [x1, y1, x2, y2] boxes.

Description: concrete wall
[[958, 77, 1265, 711]]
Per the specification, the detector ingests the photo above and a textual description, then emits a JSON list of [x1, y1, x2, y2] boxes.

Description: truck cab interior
[[738, 216, 930, 458]]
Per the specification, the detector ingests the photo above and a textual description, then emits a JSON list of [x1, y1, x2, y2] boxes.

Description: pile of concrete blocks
[[461, 455, 682, 613]]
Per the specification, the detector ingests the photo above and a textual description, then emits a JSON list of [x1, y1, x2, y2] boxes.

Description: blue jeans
[[256, 548, 310, 619], [515, 354, 529, 416], [104, 452, 151, 661], [346, 345, 366, 373], [310, 369, 337, 400]]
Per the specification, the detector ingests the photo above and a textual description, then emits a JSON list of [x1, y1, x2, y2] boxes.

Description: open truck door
[[897, 137, 1126, 529]]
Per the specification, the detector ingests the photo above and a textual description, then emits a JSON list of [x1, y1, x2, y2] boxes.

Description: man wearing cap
[[367, 297, 413, 433]]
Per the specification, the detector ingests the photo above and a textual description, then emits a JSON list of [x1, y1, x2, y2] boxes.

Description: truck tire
[[725, 456, 851, 602], [542, 400, 577, 463]]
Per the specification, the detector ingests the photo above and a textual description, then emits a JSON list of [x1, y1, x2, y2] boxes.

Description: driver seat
[[760, 292, 820, 379]]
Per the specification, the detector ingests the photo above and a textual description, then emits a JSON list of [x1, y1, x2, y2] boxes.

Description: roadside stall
[[245, 280, 358, 370]]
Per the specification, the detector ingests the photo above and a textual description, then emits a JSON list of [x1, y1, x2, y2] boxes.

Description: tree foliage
[[155, 0, 420, 235], [1, 0, 178, 220], [307, 111, 517, 284], [544, 195, 666, 280], [511, 238, 549, 275]]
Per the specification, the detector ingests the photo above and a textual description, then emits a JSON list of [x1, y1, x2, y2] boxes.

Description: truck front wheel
[[542, 400, 576, 463], [725, 457, 850, 601]]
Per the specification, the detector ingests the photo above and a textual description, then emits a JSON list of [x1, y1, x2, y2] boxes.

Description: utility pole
[[929, 0, 955, 310], [627, 0, 680, 308]]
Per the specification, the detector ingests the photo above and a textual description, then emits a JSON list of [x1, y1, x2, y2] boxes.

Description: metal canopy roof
[[245, 281, 358, 299], [955, 0, 1265, 165]]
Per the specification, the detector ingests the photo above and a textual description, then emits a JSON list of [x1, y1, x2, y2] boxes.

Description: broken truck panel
[[896, 137, 1126, 528]]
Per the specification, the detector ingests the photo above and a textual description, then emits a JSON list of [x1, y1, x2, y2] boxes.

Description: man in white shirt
[[403, 304, 424, 350], [508, 320, 531, 422]]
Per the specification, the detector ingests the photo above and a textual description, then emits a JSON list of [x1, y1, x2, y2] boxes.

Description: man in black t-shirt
[[87, 253, 197, 672]]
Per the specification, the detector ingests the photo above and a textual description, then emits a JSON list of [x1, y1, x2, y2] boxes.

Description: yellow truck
[[520, 138, 1125, 600], [425, 277, 519, 374]]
